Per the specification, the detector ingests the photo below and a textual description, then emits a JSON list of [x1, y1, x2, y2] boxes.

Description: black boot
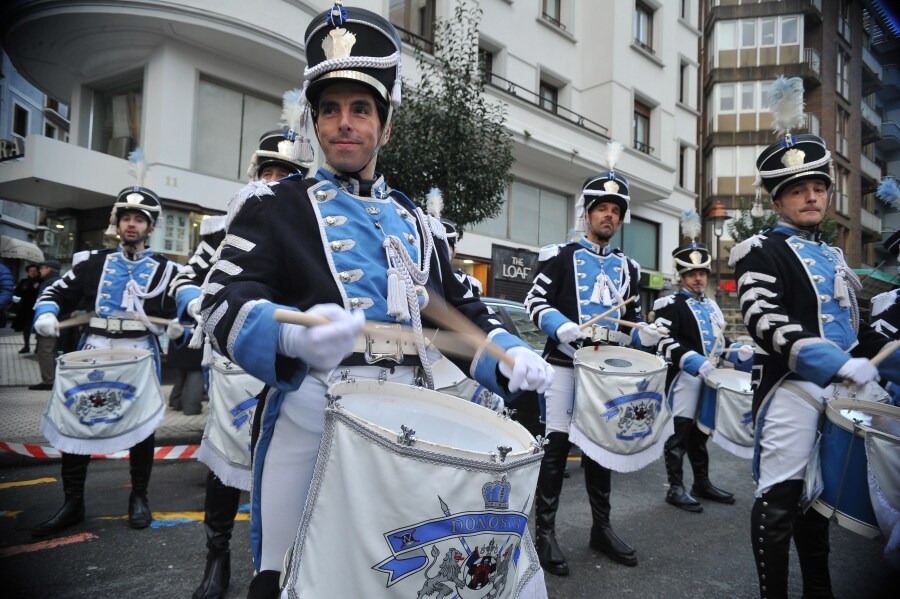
[[128, 435, 154, 529], [664, 417, 703, 512], [794, 508, 834, 599], [584, 456, 637, 567], [751, 480, 803, 599], [247, 570, 281, 599], [193, 472, 242, 599], [534, 432, 570, 576], [32, 453, 89, 538], [688, 425, 735, 503]]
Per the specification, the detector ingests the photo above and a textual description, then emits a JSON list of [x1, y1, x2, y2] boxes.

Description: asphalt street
[[1, 444, 897, 598]]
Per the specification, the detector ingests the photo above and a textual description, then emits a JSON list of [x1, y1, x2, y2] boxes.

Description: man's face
[[585, 201, 622, 243], [773, 179, 828, 228], [316, 82, 390, 180], [681, 269, 709, 294], [259, 165, 293, 182], [26, 266, 38, 278], [38, 266, 51, 278], [117, 211, 153, 247]]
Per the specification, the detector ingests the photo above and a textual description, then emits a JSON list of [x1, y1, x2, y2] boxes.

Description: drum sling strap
[[781, 381, 828, 513]]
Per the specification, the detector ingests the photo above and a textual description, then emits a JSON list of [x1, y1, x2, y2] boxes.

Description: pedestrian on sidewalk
[[29, 260, 62, 391], [0, 262, 14, 327], [12, 263, 41, 353]]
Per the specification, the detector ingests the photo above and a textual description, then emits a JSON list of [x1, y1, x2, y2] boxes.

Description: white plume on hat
[[127, 148, 147, 187], [680, 208, 701, 241], [876, 177, 900, 210], [606, 140, 624, 172], [280, 88, 314, 163], [426, 188, 443, 218], [768, 76, 806, 139]]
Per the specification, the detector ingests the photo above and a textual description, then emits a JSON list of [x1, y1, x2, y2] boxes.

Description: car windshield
[[502, 304, 547, 351]]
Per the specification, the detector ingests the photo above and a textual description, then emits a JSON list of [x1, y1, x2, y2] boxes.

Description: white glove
[[277, 304, 365, 370], [698, 360, 715, 379], [166, 319, 185, 340], [555, 322, 586, 344], [187, 297, 202, 320], [34, 313, 59, 337], [499, 346, 555, 394], [12, 295, 21, 304], [736, 344, 755, 362], [837, 358, 879, 387], [637, 323, 667, 347]]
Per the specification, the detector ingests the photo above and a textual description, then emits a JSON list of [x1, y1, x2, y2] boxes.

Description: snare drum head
[[328, 380, 534, 459], [574, 346, 666, 374], [826, 400, 900, 437], [60, 348, 153, 364], [705, 368, 751, 391]]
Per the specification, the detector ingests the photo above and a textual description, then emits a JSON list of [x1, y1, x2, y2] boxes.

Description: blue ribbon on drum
[[373, 510, 529, 584], [600, 388, 665, 440], [63, 380, 138, 425]]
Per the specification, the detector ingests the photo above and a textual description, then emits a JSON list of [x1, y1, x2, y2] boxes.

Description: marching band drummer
[[870, 226, 900, 407], [730, 76, 900, 599], [30, 172, 179, 536], [199, 4, 554, 597], [167, 129, 308, 599], [651, 224, 754, 513], [524, 147, 666, 576]]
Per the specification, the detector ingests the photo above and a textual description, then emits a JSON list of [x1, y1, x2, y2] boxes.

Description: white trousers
[[669, 371, 704, 419], [543, 364, 574, 434], [258, 365, 416, 572]]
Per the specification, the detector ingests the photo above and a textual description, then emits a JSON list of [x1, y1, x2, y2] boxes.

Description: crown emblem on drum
[[87, 369, 105, 382], [482, 475, 510, 510], [323, 28, 357, 60], [780, 148, 806, 168], [636, 379, 649, 392]]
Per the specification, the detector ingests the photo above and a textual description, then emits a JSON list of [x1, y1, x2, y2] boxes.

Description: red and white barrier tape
[[0, 441, 199, 460]]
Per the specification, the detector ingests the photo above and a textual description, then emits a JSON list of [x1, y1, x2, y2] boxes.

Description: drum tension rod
[[397, 425, 417, 446]]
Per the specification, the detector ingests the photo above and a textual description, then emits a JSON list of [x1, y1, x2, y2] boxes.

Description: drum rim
[[573, 346, 666, 375], [704, 368, 751, 391], [58, 348, 153, 366], [327, 379, 535, 454], [824, 399, 900, 440]]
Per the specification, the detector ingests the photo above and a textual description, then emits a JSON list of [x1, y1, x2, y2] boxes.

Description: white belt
[[89, 317, 148, 333], [352, 323, 419, 364]]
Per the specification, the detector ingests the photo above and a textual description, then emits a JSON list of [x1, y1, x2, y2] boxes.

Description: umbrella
[[0, 235, 45, 263]]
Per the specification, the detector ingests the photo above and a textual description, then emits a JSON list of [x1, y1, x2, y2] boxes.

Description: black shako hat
[[248, 129, 308, 180], [756, 133, 832, 199], [105, 186, 162, 236], [672, 241, 712, 276], [884, 230, 900, 259], [302, 2, 402, 112], [581, 172, 631, 220]]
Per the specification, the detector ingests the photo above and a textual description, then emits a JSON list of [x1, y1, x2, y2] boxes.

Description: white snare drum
[[865, 409, 900, 564], [195, 356, 263, 491], [571, 346, 672, 473], [281, 380, 544, 598], [703, 369, 754, 459], [432, 356, 505, 412], [40, 348, 164, 455]]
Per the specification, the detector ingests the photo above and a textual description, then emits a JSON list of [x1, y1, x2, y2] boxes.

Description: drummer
[[167, 128, 308, 599], [198, 4, 554, 597], [524, 149, 666, 575], [729, 76, 900, 599], [31, 178, 179, 536], [651, 231, 754, 513], [870, 230, 900, 407]]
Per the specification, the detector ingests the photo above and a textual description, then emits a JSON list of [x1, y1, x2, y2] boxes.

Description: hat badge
[[603, 180, 620, 193], [689, 250, 703, 265], [780, 148, 806, 168], [126, 192, 144, 203], [323, 28, 357, 60]]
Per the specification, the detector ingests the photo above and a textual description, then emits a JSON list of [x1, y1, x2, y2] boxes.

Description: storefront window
[[90, 72, 143, 159]]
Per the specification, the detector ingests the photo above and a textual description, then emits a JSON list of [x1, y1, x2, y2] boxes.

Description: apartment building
[[700, 0, 899, 313], [0, 0, 700, 303]]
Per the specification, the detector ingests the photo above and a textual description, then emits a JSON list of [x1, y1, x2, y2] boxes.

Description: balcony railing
[[541, 12, 566, 31], [862, 45, 884, 81], [484, 72, 609, 139], [861, 153, 882, 182], [804, 48, 821, 77], [861, 100, 882, 130], [393, 24, 434, 54], [633, 139, 654, 155], [861, 207, 882, 234]]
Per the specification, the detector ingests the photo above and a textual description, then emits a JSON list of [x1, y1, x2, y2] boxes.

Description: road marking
[[95, 511, 251, 526], [0, 532, 97, 557], [0, 510, 22, 518], [0, 477, 56, 490]]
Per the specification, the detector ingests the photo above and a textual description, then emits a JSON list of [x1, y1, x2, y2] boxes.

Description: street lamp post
[[708, 200, 729, 304]]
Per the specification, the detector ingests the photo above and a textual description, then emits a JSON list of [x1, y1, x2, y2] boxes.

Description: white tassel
[[834, 273, 850, 309], [590, 277, 603, 304], [386, 268, 409, 321]]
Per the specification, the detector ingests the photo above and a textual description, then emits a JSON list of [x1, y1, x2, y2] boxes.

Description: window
[[634, 2, 654, 54], [193, 78, 281, 180], [719, 84, 735, 112], [836, 49, 850, 99], [539, 81, 559, 114], [472, 181, 569, 246], [837, 0, 851, 42], [478, 47, 494, 84], [542, 0, 564, 29], [835, 107, 849, 157], [13, 103, 29, 137], [151, 211, 192, 256], [678, 145, 688, 189], [608, 216, 659, 271], [678, 61, 689, 104], [718, 21, 737, 50], [633, 100, 651, 154], [739, 82, 755, 112], [741, 20, 756, 47], [89, 72, 143, 159], [834, 166, 849, 214], [44, 123, 57, 139], [390, 0, 436, 50], [680, 0, 688, 20], [781, 16, 799, 45], [760, 18, 776, 46]]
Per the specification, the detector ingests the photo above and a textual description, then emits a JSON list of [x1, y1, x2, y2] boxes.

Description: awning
[[0, 235, 44, 263]]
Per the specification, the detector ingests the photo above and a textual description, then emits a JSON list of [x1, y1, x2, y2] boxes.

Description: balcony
[[861, 207, 882, 236], [861, 153, 882, 187], [877, 121, 900, 152], [801, 48, 821, 86], [862, 45, 883, 96], [861, 100, 883, 144]]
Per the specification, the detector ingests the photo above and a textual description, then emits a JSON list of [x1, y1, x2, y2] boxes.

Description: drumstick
[[600, 316, 651, 331], [55, 313, 93, 330], [420, 294, 516, 368], [840, 339, 900, 387], [578, 296, 637, 330], [272, 309, 489, 364]]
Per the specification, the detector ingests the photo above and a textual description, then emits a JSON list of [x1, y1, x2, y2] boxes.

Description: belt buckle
[[365, 323, 403, 364], [589, 325, 610, 344], [106, 317, 123, 334]]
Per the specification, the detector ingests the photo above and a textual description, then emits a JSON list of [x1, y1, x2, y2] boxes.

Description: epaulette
[[872, 289, 900, 317], [539, 243, 562, 261], [652, 294, 676, 311], [225, 180, 275, 231], [728, 233, 767, 267], [199, 215, 227, 236], [72, 250, 92, 266]]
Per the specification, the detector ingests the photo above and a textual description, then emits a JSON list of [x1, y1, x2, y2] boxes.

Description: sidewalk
[[0, 326, 207, 459]]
